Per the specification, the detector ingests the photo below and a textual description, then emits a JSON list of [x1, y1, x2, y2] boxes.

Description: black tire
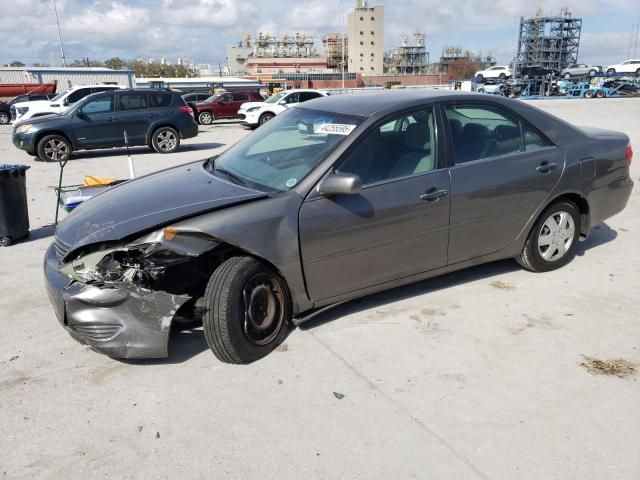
[[476, 74, 484, 81], [607, 68, 616, 75], [0, 237, 11, 247], [636, 68, 640, 77], [37, 134, 71, 162], [515, 201, 580, 273], [564, 73, 571, 79], [595, 90, 606, 99], [589, 69, 597, 76], [151, 126, 180, 154], [203, 256, 291, 364], [584, 90, 595, 98], [198, 111, 213, 125], [0, 112, 10, 124], [499, 73, 506, 79], [259, 112, 274, 125]]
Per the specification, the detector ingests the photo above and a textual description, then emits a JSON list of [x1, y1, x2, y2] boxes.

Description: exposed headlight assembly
[[15, 124, 34, 134]]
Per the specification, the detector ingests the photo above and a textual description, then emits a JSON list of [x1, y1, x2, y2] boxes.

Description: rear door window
[[148, 93, 173, 108], [284, 92, 300, 104], [118, 93, 148, 111], [445, 104, 524, 163], [232, 93, 249, 102]]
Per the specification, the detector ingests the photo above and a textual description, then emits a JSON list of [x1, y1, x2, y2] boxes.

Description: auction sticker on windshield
[[315, 124, 357, 136]]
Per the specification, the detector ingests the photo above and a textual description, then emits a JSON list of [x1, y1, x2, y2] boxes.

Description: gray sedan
[[44, 91, 634, 364]]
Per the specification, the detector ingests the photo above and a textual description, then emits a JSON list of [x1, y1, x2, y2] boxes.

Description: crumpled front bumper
[[44, 243, 189, 359]]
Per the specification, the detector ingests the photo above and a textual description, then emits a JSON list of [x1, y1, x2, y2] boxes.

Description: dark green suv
[[12, 89, 198, 161]]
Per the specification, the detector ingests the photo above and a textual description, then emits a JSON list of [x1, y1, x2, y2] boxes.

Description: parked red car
[[194, 91, 264, 125]]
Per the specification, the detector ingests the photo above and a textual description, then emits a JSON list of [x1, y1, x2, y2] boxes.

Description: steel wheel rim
[[200, 112, 212, 124], [538, 211, 575, 262], [157, 130, 177, 151], [44, 138, 69, 161], [242, 273, 285, 346]]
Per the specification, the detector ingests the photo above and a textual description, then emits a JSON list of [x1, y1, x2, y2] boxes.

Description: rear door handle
[[536, 162, 558, 173], [420, 189, 449, 202]]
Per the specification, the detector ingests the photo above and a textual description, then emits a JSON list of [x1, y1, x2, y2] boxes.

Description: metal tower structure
[[514, 9, 582, 74]]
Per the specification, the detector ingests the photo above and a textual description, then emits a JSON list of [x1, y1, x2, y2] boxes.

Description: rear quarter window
[[148, 93, 173, 108]]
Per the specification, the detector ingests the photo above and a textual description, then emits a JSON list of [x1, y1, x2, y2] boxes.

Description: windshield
[[209, 107, 363, 192], [50, 91, 67, 102], [264, 92, 286, 104], [204, 94, 220, 103]]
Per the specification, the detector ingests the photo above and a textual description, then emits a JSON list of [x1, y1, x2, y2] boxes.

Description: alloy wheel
[[537, 211, 575, 262], [242, 273, 286, 346], [0, 112, 9, 124], [44, 138, 69, 161], [156, 130, 177, 151], [199, 112, 213, 125]]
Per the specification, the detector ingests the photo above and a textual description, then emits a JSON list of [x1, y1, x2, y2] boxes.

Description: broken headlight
[[62, 242, 161, 285]]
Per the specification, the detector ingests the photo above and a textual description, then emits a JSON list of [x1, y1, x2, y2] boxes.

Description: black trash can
[[0, 165, 31, 246]]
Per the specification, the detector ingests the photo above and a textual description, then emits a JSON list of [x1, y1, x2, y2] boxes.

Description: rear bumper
[[44, 243, 189, 359], [181, 123, 199, 139], [588, 176, 634, 227]]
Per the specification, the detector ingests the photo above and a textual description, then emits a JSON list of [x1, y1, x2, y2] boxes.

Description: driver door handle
[[536, 161, 558, 173], [420, 189, 449, 202]]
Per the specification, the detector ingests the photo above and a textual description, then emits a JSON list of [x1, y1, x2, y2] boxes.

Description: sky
[[1, 0, 639, 68]]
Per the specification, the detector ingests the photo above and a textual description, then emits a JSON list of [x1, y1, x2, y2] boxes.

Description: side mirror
[[75, 110, 84, 118], [317, 173, 362, 197]]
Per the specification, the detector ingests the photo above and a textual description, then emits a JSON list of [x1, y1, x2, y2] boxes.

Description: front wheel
[[203, 257, 291, 364], [607, 68, 616, 75], [198, 111, 213, 125], [584, 90, 595, 98], [636, 68, 640, 77], [515, 201, 580, 273], [499, 73, 506, 79], [259, 113, 274, 125], [589, 69, 597, 76], [151, 126, 180, 153], [0, 112, 10, 124], [564, 73, 571, 79], [37, 134, 71, 162]]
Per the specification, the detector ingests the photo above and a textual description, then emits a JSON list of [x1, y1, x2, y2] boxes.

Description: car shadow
[[10, 224, 56, 245], [38, 142, 226, 161], [300, 223, 618, 331], [123, 328, 210, 365]]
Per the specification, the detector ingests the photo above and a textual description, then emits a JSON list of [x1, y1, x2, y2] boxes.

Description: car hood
[[239, 102, 266, 110], [12, 100, 52, 110], [55, 159, 269, 252]]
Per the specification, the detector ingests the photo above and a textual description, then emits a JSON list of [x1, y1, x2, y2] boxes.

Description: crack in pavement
[[308, 331, 492, 480]]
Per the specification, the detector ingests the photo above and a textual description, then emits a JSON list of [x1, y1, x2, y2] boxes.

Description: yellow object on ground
[[83, 176, 117, 186]]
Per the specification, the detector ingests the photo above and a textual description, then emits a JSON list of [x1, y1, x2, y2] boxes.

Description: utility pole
[[53, 0, 67, 67], [341, 0, 346, 89]]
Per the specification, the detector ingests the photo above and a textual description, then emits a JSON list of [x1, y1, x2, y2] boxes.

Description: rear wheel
[[607, 68, 616, 75], [564, 73, 571, 79], [203, 256, 291, 364], [0, 112, 9, 124], [636, 68, 640, 77], [259, 112, 274, 125], [37, 134, 71, 162], [151, 127, 180, 153], [584, 90, 595, 98], [198, 111, 213, 125], [516, 201, 580, 273], [589, 69, 597, 76], [595, 90, 606, 98]]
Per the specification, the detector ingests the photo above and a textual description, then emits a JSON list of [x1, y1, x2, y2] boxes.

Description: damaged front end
[[44, 227, 220, 359]]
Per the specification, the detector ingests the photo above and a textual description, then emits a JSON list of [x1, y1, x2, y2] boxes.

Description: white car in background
[[474, 66, 512, 80], [605, 59, 640, 76], [238, 89, 328, 128], [11, 85, 123, 123]]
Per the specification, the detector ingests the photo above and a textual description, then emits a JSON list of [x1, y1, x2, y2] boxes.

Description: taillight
[[626, 145, 633, 167], [180, 105, 194, 117]]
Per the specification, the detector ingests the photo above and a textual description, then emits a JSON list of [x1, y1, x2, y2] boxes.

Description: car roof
[[297, 90, 487, 117]]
